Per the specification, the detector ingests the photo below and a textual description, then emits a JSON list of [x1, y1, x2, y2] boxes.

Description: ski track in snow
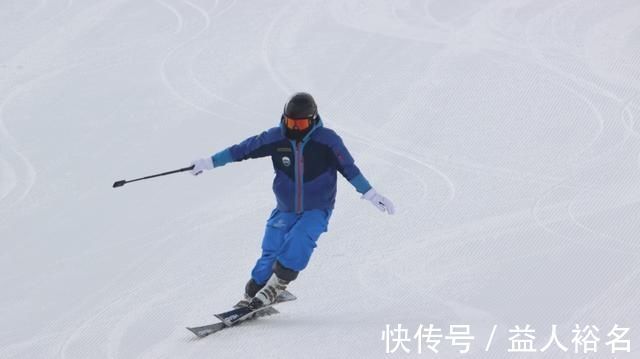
[[155, 0, 184, 35], [525, 0, 640, 259], [0, 1, 150, 222], [567, 188, 640, 253], [2, 0, 640, 357], [185, 0, 266, 119], [0, 69, 60, 213], [156, 0, 258, 129], [56, 227, 197, 359], [53, 197, 264, 357], [259, 0, 296, 96], [524, 4, 628, 168], [157, 0, 222, 119]]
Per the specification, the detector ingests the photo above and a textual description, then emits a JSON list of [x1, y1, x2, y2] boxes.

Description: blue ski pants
[[251, 208, 332, 285]]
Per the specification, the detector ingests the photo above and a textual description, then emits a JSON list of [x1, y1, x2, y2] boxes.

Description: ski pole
[[112, 165, 195, 188]]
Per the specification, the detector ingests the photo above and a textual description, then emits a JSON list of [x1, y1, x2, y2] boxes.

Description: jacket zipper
[[295, 141, 304, 213]]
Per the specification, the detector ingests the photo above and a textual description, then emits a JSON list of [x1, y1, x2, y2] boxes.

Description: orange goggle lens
[[284, 117, 311, 130]]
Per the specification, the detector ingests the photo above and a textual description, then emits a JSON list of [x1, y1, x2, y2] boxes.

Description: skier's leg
[[251, 209, 332, 308], [236, 210, 296, 307], [249, 209, 297, 286], [276, 209, 332, 274]]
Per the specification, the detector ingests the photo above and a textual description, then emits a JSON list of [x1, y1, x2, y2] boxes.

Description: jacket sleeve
[[327, 131, 372, 194], [211, 128, 280, 167]]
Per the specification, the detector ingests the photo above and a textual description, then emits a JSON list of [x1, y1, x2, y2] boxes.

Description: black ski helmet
[[283, 92, 317, 120]]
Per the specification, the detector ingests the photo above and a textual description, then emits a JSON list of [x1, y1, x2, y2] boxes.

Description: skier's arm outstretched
[[323, 130, 396, 215], [190, 127, 281, 175]]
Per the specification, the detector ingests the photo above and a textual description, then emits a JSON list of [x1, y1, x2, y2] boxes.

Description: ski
[[187, 322, 226, 338], [215, 290, 297, 326], [186, 290, 297, 338], [187, 307, 279, 338]]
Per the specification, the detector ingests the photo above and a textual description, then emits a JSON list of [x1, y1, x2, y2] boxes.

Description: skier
[[190, 92, 395, 310]]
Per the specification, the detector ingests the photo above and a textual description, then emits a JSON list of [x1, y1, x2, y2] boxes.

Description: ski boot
[[249, 274, 290, 309], [234, 278, 264, 308]]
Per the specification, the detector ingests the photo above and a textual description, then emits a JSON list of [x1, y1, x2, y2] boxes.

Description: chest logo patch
[[282, 156, 291, 167]]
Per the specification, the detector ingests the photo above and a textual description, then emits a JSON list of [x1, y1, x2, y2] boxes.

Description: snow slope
[[1, 0, 639, 358]]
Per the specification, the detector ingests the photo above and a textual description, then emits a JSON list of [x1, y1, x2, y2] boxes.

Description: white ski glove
[[190, 157, 214, 176], [362, 188, 395, 214]]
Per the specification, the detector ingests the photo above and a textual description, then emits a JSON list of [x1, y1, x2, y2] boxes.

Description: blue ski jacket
[[210, 117, 372, 213]]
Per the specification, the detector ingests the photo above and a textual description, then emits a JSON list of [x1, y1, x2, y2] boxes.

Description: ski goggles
[[284, 116, 312, 130]]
